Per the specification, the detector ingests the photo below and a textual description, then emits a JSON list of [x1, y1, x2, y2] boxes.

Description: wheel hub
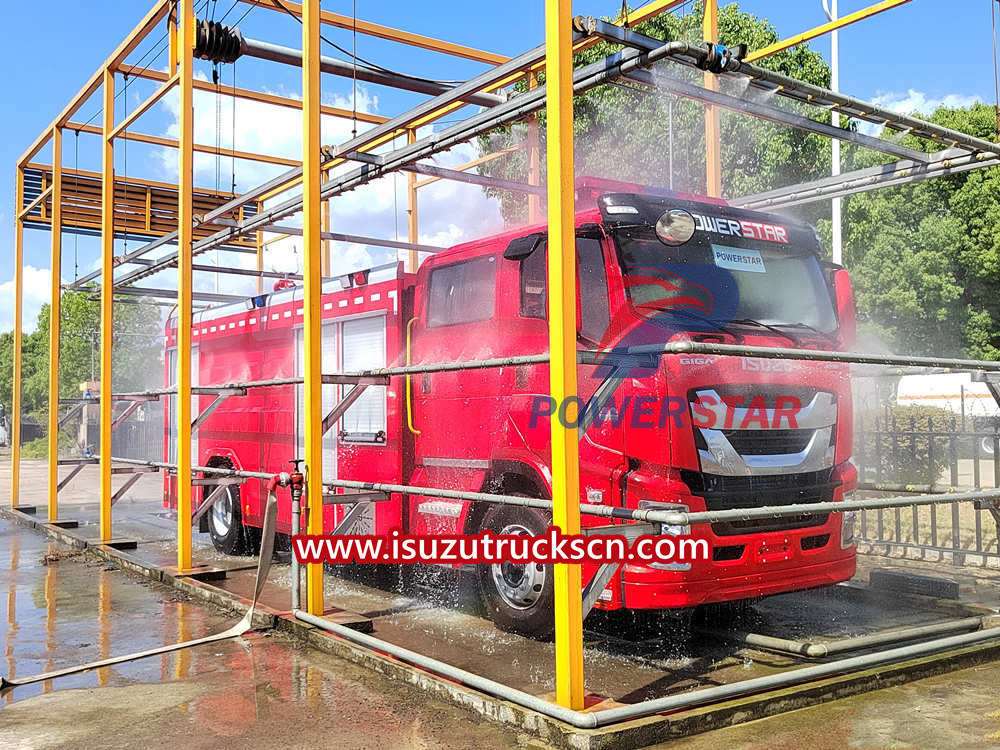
[[490, 523, 545, 610]]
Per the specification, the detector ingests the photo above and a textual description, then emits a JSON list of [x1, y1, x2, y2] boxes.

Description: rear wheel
[[477, 503, 554, 638], [208, 483, 249, 555]]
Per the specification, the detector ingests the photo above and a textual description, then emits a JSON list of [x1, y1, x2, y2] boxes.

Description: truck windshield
[[612, 228, 839, 335]]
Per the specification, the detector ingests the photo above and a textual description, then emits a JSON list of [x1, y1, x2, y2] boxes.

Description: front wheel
[[208, 483, 249, 555], [477, 504, 554, 638]]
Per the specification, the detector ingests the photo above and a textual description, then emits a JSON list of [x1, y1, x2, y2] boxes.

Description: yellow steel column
[[176, 0, 195, 569], [320, 167, 331, 277], [168, 2, 178, 75], [406, 128, 419, 273], [703, 0, 721, 197], [545, 0, 584, 710], [11, 168, 24, 508], [99, 69, 115, 541], [256, 200, 264, 295], [527, 71, 542, 224], [47, 127, 63, 521], [303, 0, 325, 616]]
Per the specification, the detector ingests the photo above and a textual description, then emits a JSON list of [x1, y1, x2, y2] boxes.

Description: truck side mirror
[[833, 269, 856, 350]]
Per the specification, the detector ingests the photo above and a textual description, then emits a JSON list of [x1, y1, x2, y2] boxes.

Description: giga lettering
[[692, 213, 789, 244]]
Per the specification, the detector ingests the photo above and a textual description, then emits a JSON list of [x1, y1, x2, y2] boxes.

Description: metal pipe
[[707, 617, 986, 658], [734, 148, 999, 209], [111, 38, 706, 281], [401, 162, 547, 196], [293, 608, 1000, 729], [105, 33, 556, 290], [238, 36, 504, 108], [625, 68, 928, 164], [645, 340, 1000, 374]]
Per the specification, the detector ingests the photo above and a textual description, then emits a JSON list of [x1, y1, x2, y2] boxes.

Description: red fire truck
[[164, 180, 859, 635]]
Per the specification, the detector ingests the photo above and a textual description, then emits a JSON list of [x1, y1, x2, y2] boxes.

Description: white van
[[895, 373, 1000, 454]]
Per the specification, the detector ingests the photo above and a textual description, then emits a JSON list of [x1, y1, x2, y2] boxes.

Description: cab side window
[[519, 237, 611, 343], [427, 255, 497, 327]]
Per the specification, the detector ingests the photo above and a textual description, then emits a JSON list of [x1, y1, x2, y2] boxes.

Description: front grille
[[720, 429, 814, 455], [681, 468, 836, 536]]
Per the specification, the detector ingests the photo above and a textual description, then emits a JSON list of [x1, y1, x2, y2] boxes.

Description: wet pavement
[[0, 519, 533, 749], [5, 455, 1000, 747]]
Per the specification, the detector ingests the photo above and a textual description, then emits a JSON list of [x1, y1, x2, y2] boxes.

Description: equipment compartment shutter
[[297, 323, 338, 477], [341, 315, 386, 440]]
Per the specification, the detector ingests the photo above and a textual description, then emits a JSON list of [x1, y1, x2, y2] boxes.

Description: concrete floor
[[0, 519, 536, 750], [5, 455, 1000, 747]]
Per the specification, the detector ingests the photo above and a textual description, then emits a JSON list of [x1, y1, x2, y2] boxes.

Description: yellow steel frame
[[407, 128, 419, 273], [703, 0, 721, 198], [47, 128, 62, 521], [746, 0, 912, 62], [99, 69, 115, 541], [11, 168, 24, 509], [12, 0, 915, 713], [545, 0, 584, 710], [235, 0, 508, 65], [176, 0, 195, 570], [302, 0, 325, 616]]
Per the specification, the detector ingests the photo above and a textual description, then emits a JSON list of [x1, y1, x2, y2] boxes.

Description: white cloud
[[870, 89, 982, 116], [0, 266, 52, 334], [145, 74, 505, 291]]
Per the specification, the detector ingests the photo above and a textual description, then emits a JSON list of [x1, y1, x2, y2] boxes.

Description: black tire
[[208, 483, 249, 555], [477, 503, 554, 638]]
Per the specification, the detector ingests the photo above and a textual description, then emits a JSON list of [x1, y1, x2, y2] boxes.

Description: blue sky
[[1, 0, 996, 332]]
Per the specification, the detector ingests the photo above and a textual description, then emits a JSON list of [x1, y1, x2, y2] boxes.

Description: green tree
[[0, 292, 163, 429], [840, 104, 1000, 358], [478, 1, 833, 223]]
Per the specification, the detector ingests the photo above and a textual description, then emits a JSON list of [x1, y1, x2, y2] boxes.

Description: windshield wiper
[[778, 322, 838, 344], [729, 317, 802, 346], [658, 308, 743, 341]]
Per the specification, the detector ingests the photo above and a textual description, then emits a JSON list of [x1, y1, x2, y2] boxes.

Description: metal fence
[[100, 401, 164, 462], [855, 414, 1000, 566]]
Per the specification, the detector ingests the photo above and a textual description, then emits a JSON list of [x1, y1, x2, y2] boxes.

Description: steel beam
[[625, 69, 929, 163], [116, 66, 390, 124], [109, 73, 179, 140], [407, 128, 419, 272], [166, 39, 710, 263], [105, 286, 245, 304], [176, 0, 195, 570], [545, 0, 584, 711], [101, 32, 558, 290], [403, 162, 547, 196], [238, 36, 504, 107], [302, 0, 325, 617], [234, 0, 508, 64], [17, 0, 171, 166], [110, 473, 144, 507], [733, 149, 1000, 209], [99, 69, 114, 541], [234, 221, 446, 255], [746, 0, 913, 62], [703, 0, 721, 197], [11, 168, 24, 508], [321, 384, 369, 436], [46, 126, 62, 521]]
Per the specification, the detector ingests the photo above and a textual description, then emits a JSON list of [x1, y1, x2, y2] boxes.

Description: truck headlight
[[841, 510, 857, 549], [637, 500, 691, 571], [637, 500, 689, 536]]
